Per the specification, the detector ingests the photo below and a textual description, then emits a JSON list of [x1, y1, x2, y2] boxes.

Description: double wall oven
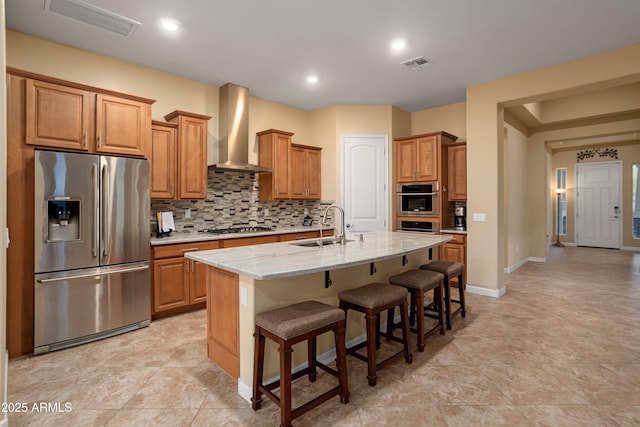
[[396, 182, 439, 234]]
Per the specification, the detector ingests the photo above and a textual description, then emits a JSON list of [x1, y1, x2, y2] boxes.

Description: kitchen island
[[185, 231, 451, 401]]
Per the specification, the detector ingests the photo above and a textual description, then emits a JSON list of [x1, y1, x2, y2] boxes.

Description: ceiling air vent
[[44, 0, 141, 38], [401, 56, 429, 70]]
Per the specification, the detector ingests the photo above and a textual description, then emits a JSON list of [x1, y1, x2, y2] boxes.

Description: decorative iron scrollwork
[[576, 148, 618, 162]]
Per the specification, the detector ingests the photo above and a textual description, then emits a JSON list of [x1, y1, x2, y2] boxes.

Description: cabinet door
[[273, 133, 291, 198], [95, 94, 149, 157], [153, 257, 190, 312], [177, 116, 208, 199], [191, 260, 208, 303], [416, 136, 438, 181], [25, 79, 91, 151], [306, 148, 322, 199], [150, 123, 176, 199], [448, 144, 467, 201], [290, 145, 306, 199], [442, 243, 465, 264], [396, 139, 417, 182]]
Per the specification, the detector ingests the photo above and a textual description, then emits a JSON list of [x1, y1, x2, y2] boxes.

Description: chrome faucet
[[321, 204, 347, 245]]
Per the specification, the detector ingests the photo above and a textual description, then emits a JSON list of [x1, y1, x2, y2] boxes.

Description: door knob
[[346, 224, 351, 228]]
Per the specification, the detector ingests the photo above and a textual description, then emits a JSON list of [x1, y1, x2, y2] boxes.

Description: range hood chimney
[[211, 83, 271, 172]]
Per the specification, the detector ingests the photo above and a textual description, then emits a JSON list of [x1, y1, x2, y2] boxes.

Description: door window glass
[[556, 168, 567, 235]]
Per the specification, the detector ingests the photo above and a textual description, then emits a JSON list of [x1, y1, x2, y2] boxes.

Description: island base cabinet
[[207, 266, 240, 379]]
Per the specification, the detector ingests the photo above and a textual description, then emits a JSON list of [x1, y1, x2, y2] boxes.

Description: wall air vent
[[401, 56, 429, 70], [44, 0, 141, 38]]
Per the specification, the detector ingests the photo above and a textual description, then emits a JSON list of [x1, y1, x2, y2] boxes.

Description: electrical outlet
[[473, 213, 486, 222], [184, 208, 191, 219]]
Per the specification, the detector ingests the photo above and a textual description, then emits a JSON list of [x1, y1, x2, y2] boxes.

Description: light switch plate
[[473, 213, 487, 222], [184, 208, 191, 219], [240, 286, 248, 306]]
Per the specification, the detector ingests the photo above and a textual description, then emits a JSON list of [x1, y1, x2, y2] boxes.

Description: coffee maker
[[454, 206, 466, 230]]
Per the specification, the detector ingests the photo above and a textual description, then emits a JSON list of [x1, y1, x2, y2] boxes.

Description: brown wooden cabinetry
[[448, 143, 467, 201], [151, 241, 221, 316], [164, 110, 212, 200], [291, 144, 322, 200], [150, 121, 177, 199], [258, 129, 294, 200], [395, 135, 439, 182], [21, 70, 153, 157], [440, 233, 467, 285], [25, 78, 92, 151], [95, 94, 151, 157]]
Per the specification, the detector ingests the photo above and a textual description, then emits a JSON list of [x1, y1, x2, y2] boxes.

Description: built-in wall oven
[[396, 182, 439, 216], [396, 220, 439, 234]]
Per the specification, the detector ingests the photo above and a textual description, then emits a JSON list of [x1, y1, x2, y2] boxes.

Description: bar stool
[[251, 300, 349, 427], [338, 282, 412, 387], [388, 269, 446, 352], [420, 261, 466, 329]]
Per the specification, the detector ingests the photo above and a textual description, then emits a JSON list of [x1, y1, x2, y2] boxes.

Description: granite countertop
[[185, 231, 452, 280], [150, 226, 326, 246], [440, 228, 468, 235]]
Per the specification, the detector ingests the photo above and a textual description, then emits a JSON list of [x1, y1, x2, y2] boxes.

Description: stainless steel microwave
[[396, 182, 439, 216]]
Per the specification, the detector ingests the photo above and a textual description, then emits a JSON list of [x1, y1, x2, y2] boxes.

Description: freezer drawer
[[34, 262, 150, 354]]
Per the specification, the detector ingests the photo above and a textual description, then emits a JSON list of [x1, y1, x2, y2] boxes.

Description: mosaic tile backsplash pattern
[[151, 170, 333, 233]]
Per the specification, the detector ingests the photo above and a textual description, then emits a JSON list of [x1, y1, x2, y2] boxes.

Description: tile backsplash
[[151, 169, 333, 234]]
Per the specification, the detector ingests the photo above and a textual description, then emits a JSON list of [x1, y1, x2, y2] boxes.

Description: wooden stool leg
[[443, 278, 452, 330], [408, 292, 417, 326], [251, 329, 265, 410], [385, 307, 394, 341], [458, 274, 466, 317], [334, 320, 350, 404], [279, 343, 293, 427], [414, 289, 425, 352], [435, 286, 445, 335], [399, 298, 413, 364], [365, 312, 378, 386], [307, 337, 317, 382], [375, 313, 381, 349]]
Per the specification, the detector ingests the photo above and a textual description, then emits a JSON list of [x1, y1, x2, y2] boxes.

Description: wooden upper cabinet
[[396, 136, 438, 182], [165, 110, 212, 200], [150, 121, 177, 199], [95, 94, 150, 157], [25, 78, 91, 151], [291, 144, 322, 200], [416, 136, 438, 181], [258, 129, 293, 200], [448, 143, 467, 201]]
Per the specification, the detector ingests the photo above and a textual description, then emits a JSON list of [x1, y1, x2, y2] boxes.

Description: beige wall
[[504, 124, 530, 269], [552, 141, 640, 248], [467, 43, 640, 292], [309, 106, 338, 201], [411, 101, 467, 140]]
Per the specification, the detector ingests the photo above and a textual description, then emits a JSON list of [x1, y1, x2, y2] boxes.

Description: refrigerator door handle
[[92, 163, 99, 257], [101, 163, 111, 258], [37, 264, 150, 284]]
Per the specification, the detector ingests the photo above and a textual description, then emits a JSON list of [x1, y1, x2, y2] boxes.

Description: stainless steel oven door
[[396, 220, 439, 234]]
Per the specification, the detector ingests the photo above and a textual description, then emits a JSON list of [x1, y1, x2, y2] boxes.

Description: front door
[[342, 135, 388, 232], [576, 161, 621, 249]]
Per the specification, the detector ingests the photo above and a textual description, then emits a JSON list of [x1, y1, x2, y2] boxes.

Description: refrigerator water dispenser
[[47, 199, 80, 241]]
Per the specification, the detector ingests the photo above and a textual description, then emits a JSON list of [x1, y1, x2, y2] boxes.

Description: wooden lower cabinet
[[151, 231, 326, 318], [151, 241, 221, 316], [440, 233, 467, 285]]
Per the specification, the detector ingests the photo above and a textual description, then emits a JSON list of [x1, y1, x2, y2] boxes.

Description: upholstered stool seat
[[388, 269, 445, 351], [252, 300, 349, 427], [420, 261, 466, 329], [338, 282, 413, 386]]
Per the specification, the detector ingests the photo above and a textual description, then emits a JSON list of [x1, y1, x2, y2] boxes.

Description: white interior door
[[576, 161, 621, 248], [342, 135, 388, 232]]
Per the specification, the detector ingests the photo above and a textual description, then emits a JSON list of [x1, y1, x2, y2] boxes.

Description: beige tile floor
[[8, 246, 640, 426]]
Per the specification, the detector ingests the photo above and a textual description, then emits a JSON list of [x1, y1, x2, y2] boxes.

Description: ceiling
[[6, 0, 640, 113]]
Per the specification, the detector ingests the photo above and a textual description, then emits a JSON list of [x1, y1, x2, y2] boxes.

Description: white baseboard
[[1, 350, 6, 427], [0, 417, 7, 427], [504, 258, 528, 273], [528, 256, 546, 263], [466, 285, 506, 298], [622, 246, 640, 252]]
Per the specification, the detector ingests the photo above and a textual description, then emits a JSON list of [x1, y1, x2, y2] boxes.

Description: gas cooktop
[[199, 226, 274, 235]]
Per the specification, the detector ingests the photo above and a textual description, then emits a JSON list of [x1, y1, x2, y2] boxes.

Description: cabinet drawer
[[153, 241, 221, 259], [441, 233, 466, 244], [222, 235, 279, 248]]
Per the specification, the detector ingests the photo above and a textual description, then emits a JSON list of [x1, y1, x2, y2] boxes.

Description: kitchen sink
[[289, 238, 354, 247]]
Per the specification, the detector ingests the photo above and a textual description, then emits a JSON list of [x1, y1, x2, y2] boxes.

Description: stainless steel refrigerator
[[34, 150, 150, 354]]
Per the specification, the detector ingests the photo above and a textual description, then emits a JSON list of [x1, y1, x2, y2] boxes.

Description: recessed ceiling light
[[390, 39, 407, 50], [306, 75, 319, 84], [160, 19, 180, 32]]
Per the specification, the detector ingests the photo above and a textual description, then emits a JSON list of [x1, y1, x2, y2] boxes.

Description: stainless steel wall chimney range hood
[[211, 83, 271, 173]]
